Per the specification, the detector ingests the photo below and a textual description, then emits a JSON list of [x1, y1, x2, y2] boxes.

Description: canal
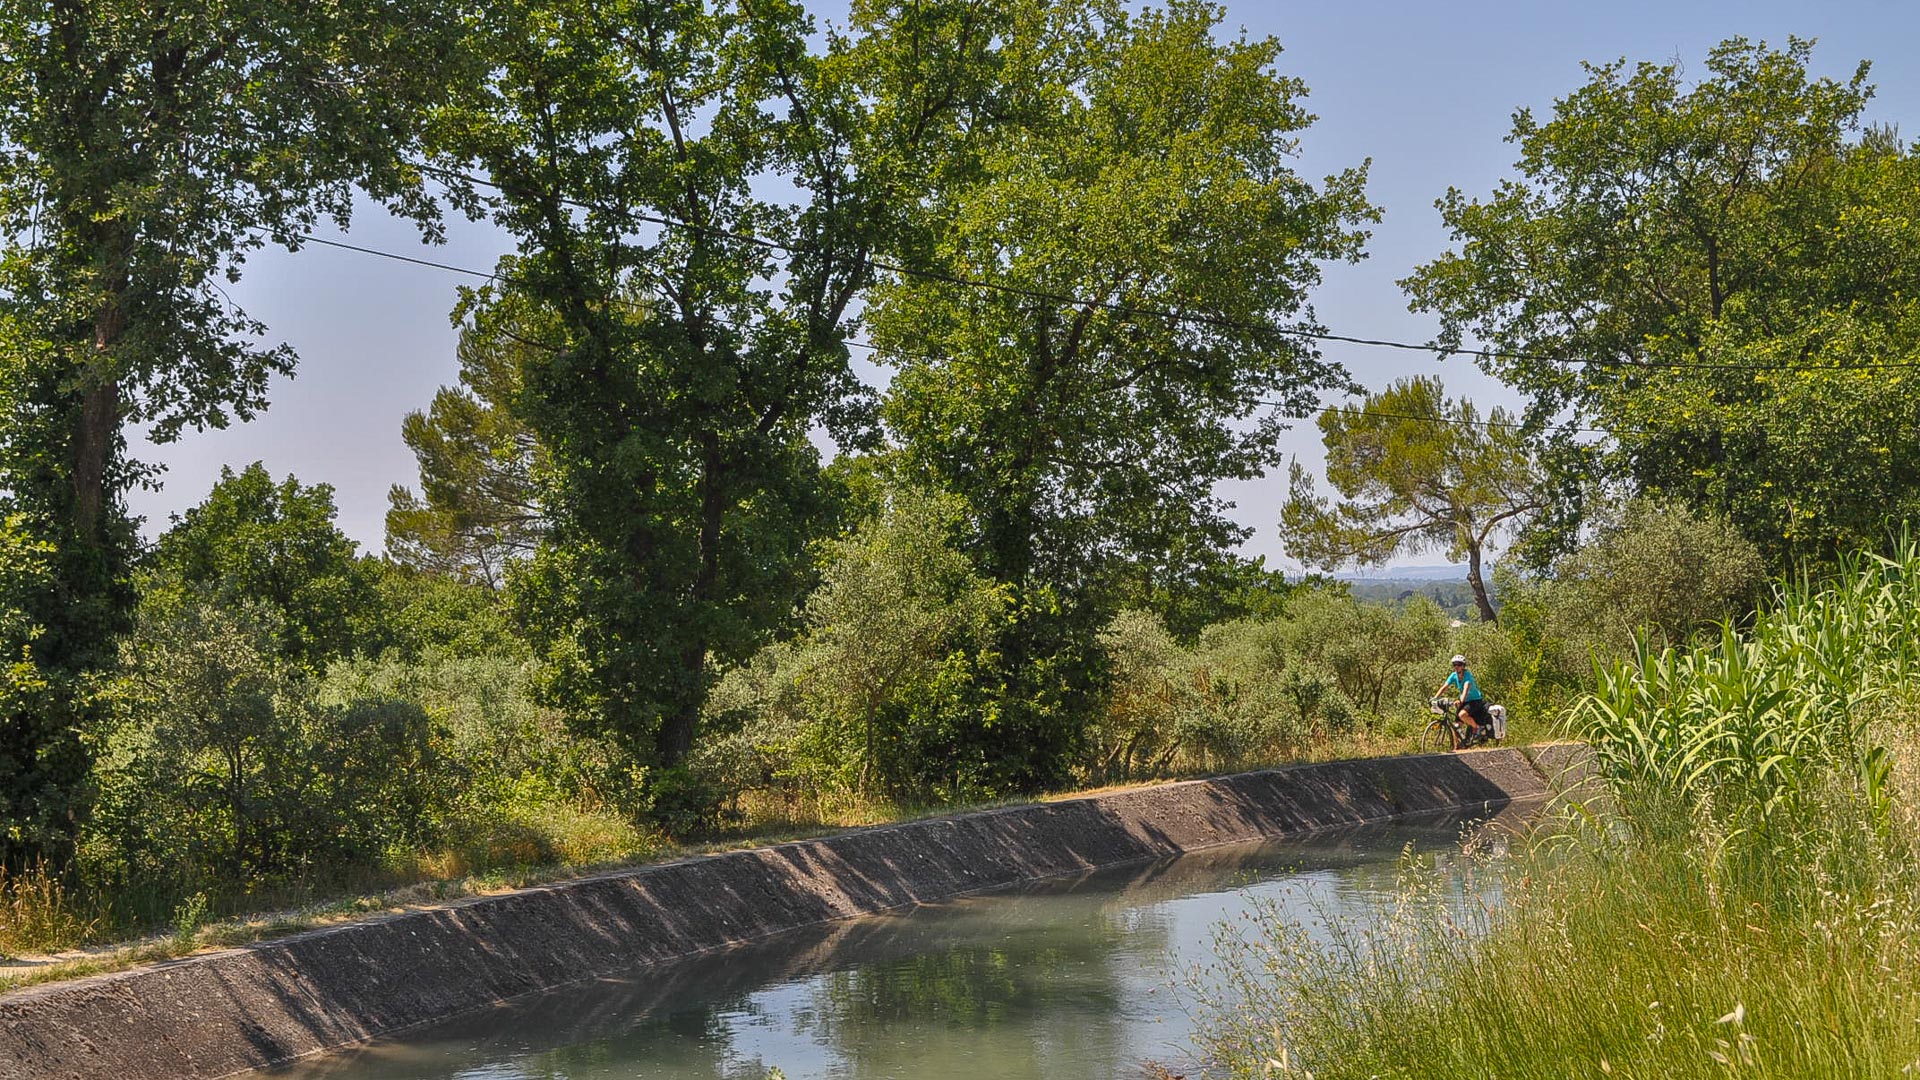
[[257, 804, 1527, 1079]]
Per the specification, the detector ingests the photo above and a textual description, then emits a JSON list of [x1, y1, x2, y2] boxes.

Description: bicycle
[[1423, 696, 1506, 752]]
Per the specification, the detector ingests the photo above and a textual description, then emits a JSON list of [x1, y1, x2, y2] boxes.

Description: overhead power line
[[408, 164, 1920, 374], [300, 234, 498, 280], [283, 229, 1888, 440]]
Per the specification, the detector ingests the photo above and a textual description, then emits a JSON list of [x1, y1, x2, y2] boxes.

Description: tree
[[702, 486, 1009, 800], [1539, 497, 1765, 664], [386, 301, 546, 589], [432, 0, 1006, 779], [1402, 37, 1920, 569], [103, 589, 433, 893], [870, 0, 1376, 786], [1273, 588, 1449, 720], [1278, 377, 1544, 622], [0, 0, 465, 865], [153, 465, 381, 671]]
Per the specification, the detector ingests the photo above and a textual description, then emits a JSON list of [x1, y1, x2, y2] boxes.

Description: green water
[[261, 805, 1527, 1080]]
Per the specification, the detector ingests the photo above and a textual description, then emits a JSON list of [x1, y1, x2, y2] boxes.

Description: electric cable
[[409, 163, 1920, 373], [286, 230, 1831, 438]]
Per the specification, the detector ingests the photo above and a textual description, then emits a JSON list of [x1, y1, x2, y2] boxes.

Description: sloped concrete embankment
[[0, 747, 1576, 1080]]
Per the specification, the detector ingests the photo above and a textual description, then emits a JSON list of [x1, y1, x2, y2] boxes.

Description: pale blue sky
[[126, 2, 1920, 566]]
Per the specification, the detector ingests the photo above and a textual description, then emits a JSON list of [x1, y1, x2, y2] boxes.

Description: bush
[[80, 584, 647, 929], [1276, 589, 1449, 720], [1542, 497, 1765, 669], [1085, 593, 1435, 782], [698, 488, 1012, 809], [316, 649, 647, 850], [92, 589, 427, 912]]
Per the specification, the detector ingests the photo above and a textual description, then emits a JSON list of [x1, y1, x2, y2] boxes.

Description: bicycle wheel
[[1421, 718, 1457, 754]]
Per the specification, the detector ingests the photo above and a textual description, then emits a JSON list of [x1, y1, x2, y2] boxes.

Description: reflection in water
[[261, 804, 1532, 1080]]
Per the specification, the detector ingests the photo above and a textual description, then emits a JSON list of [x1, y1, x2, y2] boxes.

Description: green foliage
[[1280, 377, 1542, 621], [700, 487, 1010, 806], [0, 516, 77, 869], [97, 591, 430, 906], [1539, 498, 1765, 667], [1344, 578, 1483, 622], [1092, 611, 1287, 780], [868, 0, 1376, 790], [84, 590, 642, 925], [1087, 589, 1461, 783], [1276, 589, 1450, 719], [1405, 37, 1920, 568], [153, 464, 382, 671], [1575, 538, 1920, 835], [369, 562, 520, 663], [0, 0, 464, 438], [386, 308, 545, 589], [1197, 547, 1920, 1080], [1111, 554, 1299, 644], [436, 0, 918, 776], [876, 0, 1376, 603], [315, 650, 644, 861], [0, 0, 467, 864]]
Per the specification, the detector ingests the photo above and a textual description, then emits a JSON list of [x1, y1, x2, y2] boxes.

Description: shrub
[[1542, 497, 1765, 668], [1277, 588, 1449, 722], [1086, 603, 1380, 782], [94, 590, 425, 910], [316, 649, 645, 851], [698, 488, 1011, 808]]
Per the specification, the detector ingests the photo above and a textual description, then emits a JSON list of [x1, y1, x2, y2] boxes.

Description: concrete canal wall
[[0, 746, 1586, 1080]]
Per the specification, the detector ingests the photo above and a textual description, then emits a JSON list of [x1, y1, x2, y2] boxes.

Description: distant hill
[[1334, 564, 1474, 582]]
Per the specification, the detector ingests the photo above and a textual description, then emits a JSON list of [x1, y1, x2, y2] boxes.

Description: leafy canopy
[[1403, 37, 1920, 568], [153, 464, 380, 672], [876, 0, 1377, 597], [1280, 377, 1542, 621], [386, 302, 546, 590], [432, 0, 981, 775]]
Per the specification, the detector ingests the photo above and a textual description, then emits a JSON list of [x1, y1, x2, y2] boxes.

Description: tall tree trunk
[[656, 435, 727, 769], [71, 378, 120, 546], [1466, 541, 1497, 623]]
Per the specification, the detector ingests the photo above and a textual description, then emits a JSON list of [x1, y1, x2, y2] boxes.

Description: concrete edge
[[0, 746, 1584, 1080]]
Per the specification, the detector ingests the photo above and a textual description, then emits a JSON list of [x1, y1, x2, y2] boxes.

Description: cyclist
[[1437, 654, 1492, 746]]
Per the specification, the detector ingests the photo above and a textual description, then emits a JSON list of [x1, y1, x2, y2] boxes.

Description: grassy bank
[[1196, 546, 1920, 1078]]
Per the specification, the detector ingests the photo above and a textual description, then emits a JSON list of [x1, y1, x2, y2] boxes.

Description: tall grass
[[0, 863, 101, 958], [1575, 541, 1920, 833], [1194, 541, 1920, 1079]]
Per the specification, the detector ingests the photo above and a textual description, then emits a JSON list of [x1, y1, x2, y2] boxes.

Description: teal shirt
[[1446, 668, 1483, 701]]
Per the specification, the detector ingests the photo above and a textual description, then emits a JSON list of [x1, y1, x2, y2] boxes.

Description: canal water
[[260, 804, 1528, 1080]]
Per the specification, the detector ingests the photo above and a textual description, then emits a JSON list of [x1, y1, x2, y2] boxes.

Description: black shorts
[[1462, 698, 1492, 726]]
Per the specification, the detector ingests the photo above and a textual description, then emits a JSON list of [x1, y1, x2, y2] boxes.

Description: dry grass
[[0, 863, 101, 959]]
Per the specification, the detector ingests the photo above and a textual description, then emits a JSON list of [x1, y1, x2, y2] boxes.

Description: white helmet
[[1450, 655, 1467, 665]]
